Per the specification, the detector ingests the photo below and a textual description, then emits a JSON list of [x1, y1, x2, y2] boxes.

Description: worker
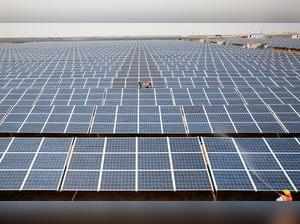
[[276, 189, 293, 202], [138, 81, 143, 89], [144, 80, 152, 88]]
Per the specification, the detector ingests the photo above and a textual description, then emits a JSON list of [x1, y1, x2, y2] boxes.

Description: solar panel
[[269, 37, 300, 50], [50, 137, 212, 191], [0, 40, 300, 198], [202, 137, 299, 192]]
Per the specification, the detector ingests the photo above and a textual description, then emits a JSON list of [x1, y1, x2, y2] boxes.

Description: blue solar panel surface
[[0, 40, 300, 193]]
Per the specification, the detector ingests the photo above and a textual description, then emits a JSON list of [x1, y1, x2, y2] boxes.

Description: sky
[[1, 0, 300, 22]]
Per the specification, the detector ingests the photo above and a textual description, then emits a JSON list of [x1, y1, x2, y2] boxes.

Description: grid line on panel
[[198, 137, 216, 195], [120, 88, 124, 106], [220, 91, 229, 105], [40, 106, 55, 133], [268, 88, 285, 104], [158, 106, 164, 134], [170, 89, 176, 106], [20, 138, 45, 190], [244, 104, 262, 132], [101, 89, 107, 106], [167, 137, 176, 191], [12, 89, 27, 109], [50, 88, 61, 106], [97, 137, 107, 191], [202, 105, 213, 133], [284, 87, 300, 102], [59, 138, 77, 191], [16, 105, 34, 132], [201, 137, 223, 191], [290, 104, 300, 120], [84, 88, 91, 106], [53, 138, 75, 191], [180, 106, 189, 134], [265, 104, 289, 133], [64, 106, 75, 133], [137, 92, 140, 133], [0, 106, 12, 126], [153, 88, 158, 106], [231, 138, 257, 191], [202, 89, 211, 105], [186, 88, 194, 106], [17, 89, 43, 132], [88, 106, 97, 133], [135, 137, 138, 191], [67, 89, 75, 106], [0, 138, 14, 163], [263, 138, 298, 191], [113, 105, 119, 134], [223, 105, 238, 133]]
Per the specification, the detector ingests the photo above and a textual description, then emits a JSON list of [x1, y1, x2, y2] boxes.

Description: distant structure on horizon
[[248, 33, 266, 39], [291, 34, 300, 39]]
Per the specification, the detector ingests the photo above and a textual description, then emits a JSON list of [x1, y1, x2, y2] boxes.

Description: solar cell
[[0, 171, 27, 190], [213, 170, 254, 191], [172, 153, 205, 169], [234, 139, 270, 153], [138, 154, 170, 170], [138, 171, 173, 190], [250, 171, 294, 191], [138, 138, 168, 152], [8, 138, 41, 152], [169, 137, 202, 152], [242, 154, 281, 170], [265, 138, 300, 153], [0, 153, 35, 169], [203, 138, 237, 152], [23, 170, 63, 190], [69, 154, 102, 170], [103, 154, 135, 170], [40, 138, 72, 153], [100, 171, 135, 190], [174, 171, 211, 190], [208, 153, 244, 170], [106, 138, 135, 153], [62, 171, 99, 191], [0, 138, 11, 153]]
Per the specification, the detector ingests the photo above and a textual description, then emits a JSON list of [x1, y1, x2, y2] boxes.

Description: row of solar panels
[[1, 77, 300, 88], [269, 37, 300, 50], [0, 88, 299, 107], [1, 70, 299, 78], [1, 86, 299, 94], [0, 137, 299, 191], [1, 105, 299, 134], [0, 42, 299, 70], [0, 64, 299, 74], [1, 67, 299, 75]]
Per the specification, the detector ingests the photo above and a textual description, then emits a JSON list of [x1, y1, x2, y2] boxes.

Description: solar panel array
[[269, 37, 300, 50], [0, 137, 300, 191], [0, 40, 300, 196], [1, 104, 300, 134]]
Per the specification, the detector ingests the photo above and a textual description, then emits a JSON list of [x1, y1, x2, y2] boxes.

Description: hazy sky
[[1, 0, 300, 22]]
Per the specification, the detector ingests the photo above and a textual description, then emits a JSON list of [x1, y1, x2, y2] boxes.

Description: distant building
[[248, 33, 265, 39], [291, 34, 300, 39]]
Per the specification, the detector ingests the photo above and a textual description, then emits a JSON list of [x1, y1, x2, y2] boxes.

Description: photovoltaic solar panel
[[0, 40, 300, 196], [202, 137, 299, 192]]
